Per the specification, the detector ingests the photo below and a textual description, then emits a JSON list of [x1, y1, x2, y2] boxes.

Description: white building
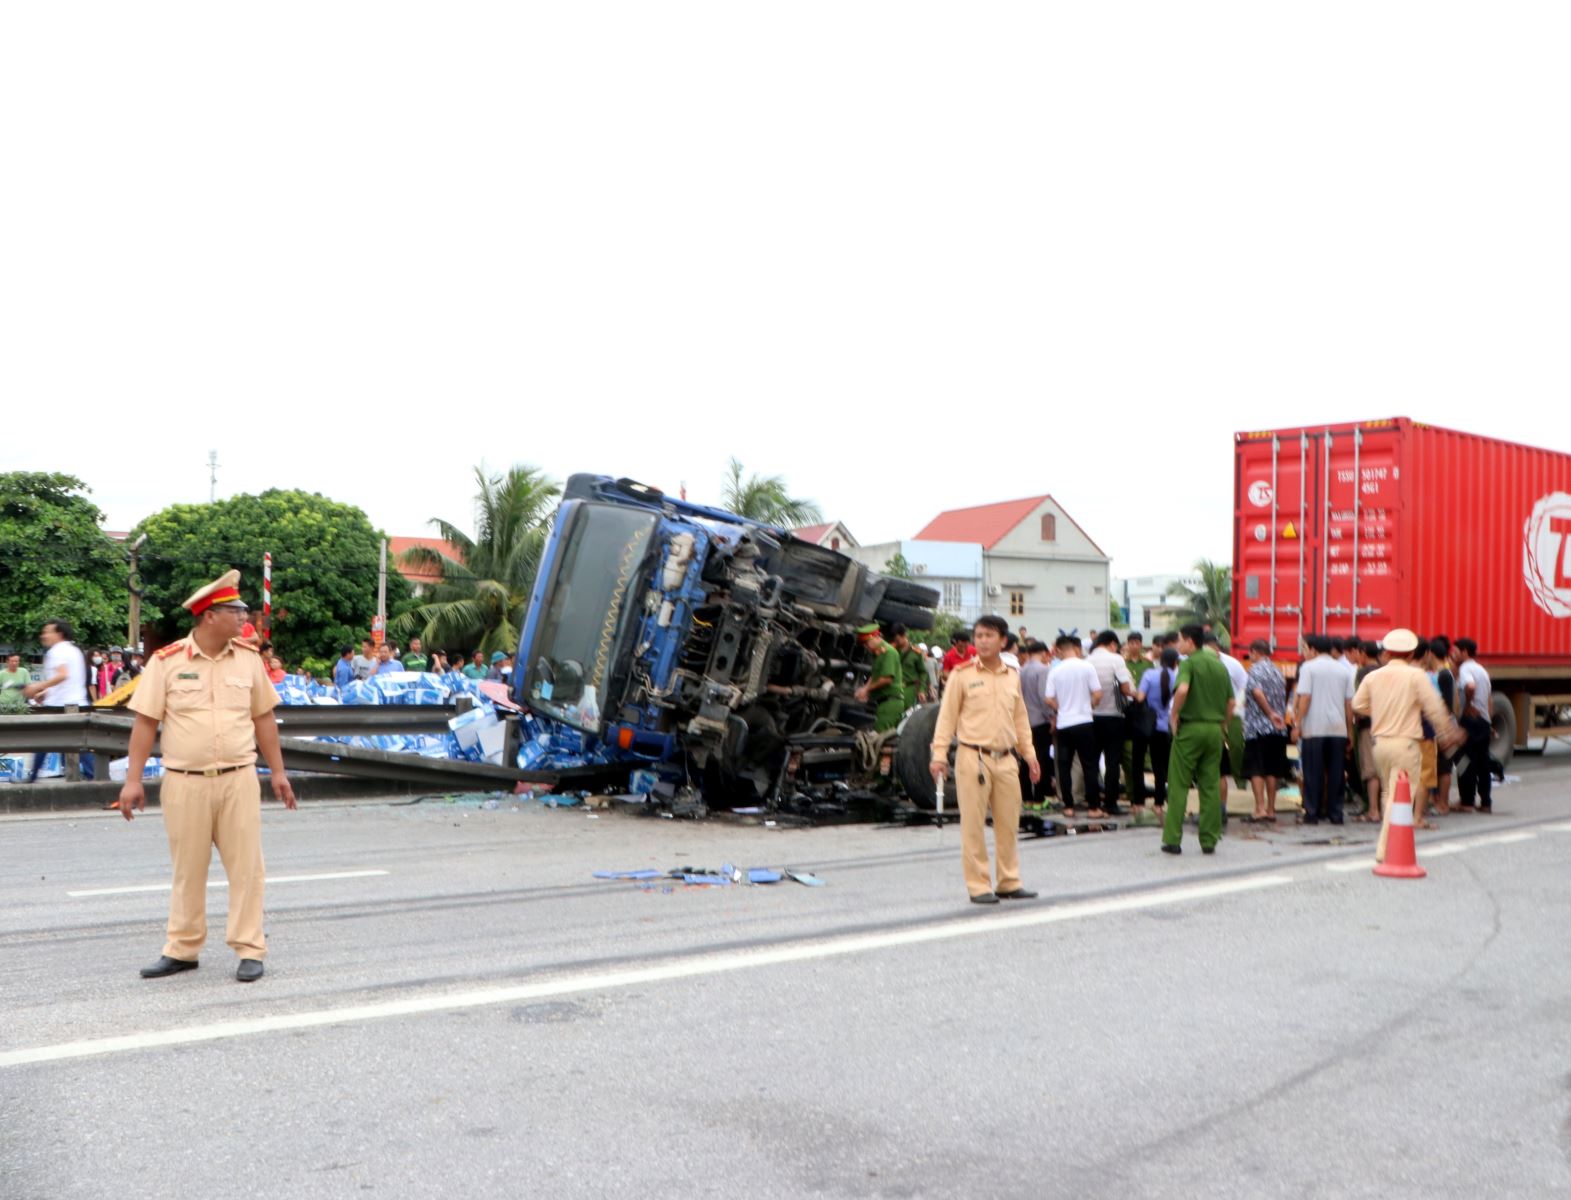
[[913, 496, 1111, 639], [788, 522, 859, 552], [1115, 572, 1202, 639]]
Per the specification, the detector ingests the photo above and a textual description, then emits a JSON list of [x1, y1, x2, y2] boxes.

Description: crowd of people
[[926, 623, 1500, 830]]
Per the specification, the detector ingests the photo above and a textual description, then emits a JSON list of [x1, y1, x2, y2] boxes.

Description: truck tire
[[880, 577, 941, 608], [1490, 692, 1516, 770], [895, 702, 955, 809], [874, 598, 936, 631]]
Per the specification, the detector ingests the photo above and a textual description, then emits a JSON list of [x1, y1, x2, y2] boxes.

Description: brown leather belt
[[163, 764, 252, 777], [958, 741, 1017, 785]]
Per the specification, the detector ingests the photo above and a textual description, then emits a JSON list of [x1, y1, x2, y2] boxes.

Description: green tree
[[720, 457, 823, 527], [1109, 597, 1126, 627], [0, 472, 128, 650], [883, 551, 915, 579], [1167, 559, 1233, 646], [924, 610, 967, 649], [132, 490, 411, 662], [390, 465, 561, 658]]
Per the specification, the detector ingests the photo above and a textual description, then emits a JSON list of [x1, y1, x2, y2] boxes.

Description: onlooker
[[1452, 638, 1493, 812], [1242, 640, 1289, 821], [1137, 646, 1180, 814], [127, 651, 146, 679], [21, 619, 93, 780], [462, 651, 488, 680], [403, 637, 429, 673], [1123, 633, 1154, 811], [487, 652, 514, 684], [266, 655, 287, 685], [371, 643, 404, 675], [87, 648, 108, 700], [1000, 632, 1021, 671], [428, 650, 449, 675], [1045, 635, 1104, 817], [333, 645, 356, 689], [0, 653, 31, 714], [1088, 631, 1135, 812], [352, 639, 377, 681], [1428, 635, 1457, 814], [1295, 634, 1354, 825], [941, 631, 975, 687], [1018, 639, 1055, 804]]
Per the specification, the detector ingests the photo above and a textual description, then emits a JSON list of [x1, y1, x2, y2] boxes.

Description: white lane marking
[[1545, 821, 1571, 833], [67, 870, 389, 898], [1420, 843, 1468, 857], [1326, 859, 1375, 873], [4, 873, 1292, 1068], [1469, 831, 1537, 846]]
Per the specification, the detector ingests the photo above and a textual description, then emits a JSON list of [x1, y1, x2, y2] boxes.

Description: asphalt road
[[2, 765, 1569, 1200]]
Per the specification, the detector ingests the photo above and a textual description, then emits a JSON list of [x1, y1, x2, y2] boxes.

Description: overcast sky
[[5, 4, 1568, 579]]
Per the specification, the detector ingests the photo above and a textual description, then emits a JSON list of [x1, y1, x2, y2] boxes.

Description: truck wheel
[[1489, 693, 1516, 770], [894, 703, 955, 809], [874, 598, 936, 631], [879, 577, 941, 608]]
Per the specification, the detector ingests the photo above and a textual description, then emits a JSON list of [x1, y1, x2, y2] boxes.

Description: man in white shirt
[[1451, 637, 1494, 811], [21, 618, 92, 781], [1088, 631, 1136, 811], [1294, 634, 1356, 824], [1045, 635, 1104, 816]]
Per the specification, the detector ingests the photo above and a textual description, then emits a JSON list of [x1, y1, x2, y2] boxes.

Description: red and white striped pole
[[262, 552, 272, 639]]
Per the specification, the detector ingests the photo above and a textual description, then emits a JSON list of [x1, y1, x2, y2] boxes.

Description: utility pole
[[374, 538, 387, 646], [128, 534, 148, 651], [207, 450, 220, 502]]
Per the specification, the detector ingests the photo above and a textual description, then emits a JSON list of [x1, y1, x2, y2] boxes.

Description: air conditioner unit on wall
[[986, 585, 1002, 597]]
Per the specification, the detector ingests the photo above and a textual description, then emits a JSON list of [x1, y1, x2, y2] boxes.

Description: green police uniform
[[870, 642, 906, 732], [899, 647, 927, 711], [1162, 651, 1233, 851]]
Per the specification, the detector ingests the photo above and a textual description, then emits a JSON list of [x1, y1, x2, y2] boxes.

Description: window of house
[[1009, 590, 1024, 616], [1066, 585, 1076, 595], [1040, 514, 1056, 541], [830, 537, 840, 550], [943, 581, 963, 609], [1094, 585, 1104, 596]]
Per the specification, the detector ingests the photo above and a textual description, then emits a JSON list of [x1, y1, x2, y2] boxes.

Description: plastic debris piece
[[747, 869, 782, 884], [785, 870, 825, 887], [732, 807, 765, 815], [682, 874, 732, 885], [592, 869, 663, 880]]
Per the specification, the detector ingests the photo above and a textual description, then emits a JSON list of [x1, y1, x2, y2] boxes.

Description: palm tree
[[720, 457, 823, 528], [1167, 559, 1233, 645], [391, 465, 561, 656]]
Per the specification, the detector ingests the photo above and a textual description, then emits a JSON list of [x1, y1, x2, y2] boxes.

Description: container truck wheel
[[1489, 693, 1516, 770]]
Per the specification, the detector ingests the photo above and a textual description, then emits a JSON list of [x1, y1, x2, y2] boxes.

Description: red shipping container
[[1232, 418, 1571, 669]]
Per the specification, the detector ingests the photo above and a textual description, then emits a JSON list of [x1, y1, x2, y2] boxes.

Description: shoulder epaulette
[[154, 640, 187, 661], [230, 638, 259, 653]]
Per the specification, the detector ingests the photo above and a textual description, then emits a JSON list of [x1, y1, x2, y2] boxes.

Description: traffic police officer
[[1161, 624, 1234, 855], [854, 623, 907, 733], [929, 615, 1040, 904], [119, 570, 297, 982]]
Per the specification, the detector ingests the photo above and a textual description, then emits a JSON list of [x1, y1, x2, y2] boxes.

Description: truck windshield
[[523, 503, 659, 732]]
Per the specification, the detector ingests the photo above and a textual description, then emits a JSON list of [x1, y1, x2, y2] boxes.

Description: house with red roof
[[789, 521, 859, 552], [904, 494, 1111, 638], [390, 536, 465, 595]]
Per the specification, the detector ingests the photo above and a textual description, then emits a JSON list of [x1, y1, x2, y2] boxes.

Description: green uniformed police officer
[[1161, 623, 1235, 854], [854, 623, 907, 732], [889, 623, 929, 711]]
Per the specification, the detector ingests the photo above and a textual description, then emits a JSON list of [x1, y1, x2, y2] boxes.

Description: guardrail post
[[64, 704, 81, 782]]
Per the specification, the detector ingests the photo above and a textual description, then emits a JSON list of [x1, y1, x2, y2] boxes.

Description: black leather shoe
[[997, 888, 1037, 900], [1161, 843, 1182, 855], [141, 956, 198, 979], [235, 959, 264, 983], [970, 892, 1000, 905], [1202, 846, 1216, 855]]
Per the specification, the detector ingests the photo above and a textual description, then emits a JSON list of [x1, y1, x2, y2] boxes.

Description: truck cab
[[513, 475, 939, 806]]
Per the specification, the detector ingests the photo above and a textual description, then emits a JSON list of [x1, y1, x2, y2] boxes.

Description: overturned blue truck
[[511, 475, 947, 815]]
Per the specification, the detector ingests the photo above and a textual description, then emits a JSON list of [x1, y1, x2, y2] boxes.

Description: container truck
[[1232, 417, 1571, 765]]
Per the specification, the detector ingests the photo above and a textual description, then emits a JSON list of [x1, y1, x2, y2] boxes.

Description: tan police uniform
[[1351, 631, 1459, 863], [128, 572, 279, 961], [930, 655, 1037, 898]]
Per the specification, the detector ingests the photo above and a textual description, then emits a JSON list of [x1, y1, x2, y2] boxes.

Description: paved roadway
[[2, 764, 1569, 1200]]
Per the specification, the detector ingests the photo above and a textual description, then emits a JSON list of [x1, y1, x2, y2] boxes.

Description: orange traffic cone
[[1374, 771, 1426, 879]]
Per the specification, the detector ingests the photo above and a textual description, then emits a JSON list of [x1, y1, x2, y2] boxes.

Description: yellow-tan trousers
[[161, 768, 267, 960], [957, 746, 1023, 898], [1373, 736, 1422, 864]]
